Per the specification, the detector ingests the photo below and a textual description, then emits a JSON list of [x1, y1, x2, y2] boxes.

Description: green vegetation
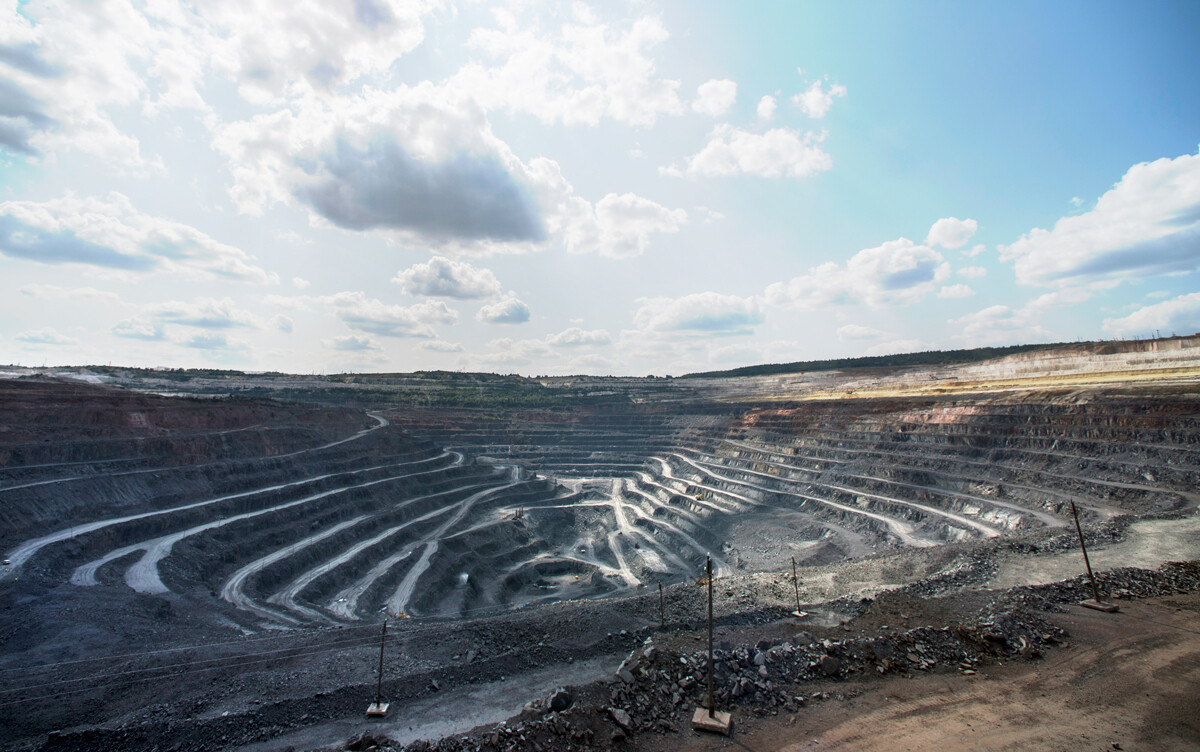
[[684, 342, 1080, 379]]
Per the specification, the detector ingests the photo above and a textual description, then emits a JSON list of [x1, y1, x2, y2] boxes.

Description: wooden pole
[[375, 618, 387, 707], [1069, 501, 1102, 603], [791, 556, 802, 615], [659, 582, 665, 631], [706, 555, 715, 718]]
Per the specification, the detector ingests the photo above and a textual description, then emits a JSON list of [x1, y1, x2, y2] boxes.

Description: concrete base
[[691, 707, 732, 735], [790, 610, 809, 619], [365, 702, 390, 717], [1081, 599, 1119, 613]]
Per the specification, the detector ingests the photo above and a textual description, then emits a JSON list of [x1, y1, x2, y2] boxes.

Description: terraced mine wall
[[0, 347, 1197, 750]]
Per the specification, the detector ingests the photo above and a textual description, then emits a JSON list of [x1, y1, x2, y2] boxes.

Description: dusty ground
[[632, 594, 1200, 752]]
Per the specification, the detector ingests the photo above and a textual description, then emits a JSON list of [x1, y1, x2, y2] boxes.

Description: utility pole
[[659, 582, 665, 631], [366, 618, 391, 716], [1070, 501, 1118, 613]]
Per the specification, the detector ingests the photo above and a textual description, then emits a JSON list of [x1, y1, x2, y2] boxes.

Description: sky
[[1, 0, 1199, 376]]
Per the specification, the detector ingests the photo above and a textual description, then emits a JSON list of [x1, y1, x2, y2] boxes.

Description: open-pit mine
[[2, 336, 1199, 751]]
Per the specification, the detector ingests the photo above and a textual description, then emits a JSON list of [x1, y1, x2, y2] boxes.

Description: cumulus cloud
[[393, 256, 503, 299], [15, 328, 77, 345], [322, 334, 380, 351], [950, 288, 1092, 346], [1102, 292, 1200, 337], [765, 237, 950, 310], [937, 283, 975, 299], [0, 193, 275, 282], [562, 192, 686, 257], [215, 85, 681, 257], [447, 11, 684, 127], [322, 291, 457, 338], [476, 296, 531, 324], [546, 327, 612, 346], [270, 314, 294, 333], [926, 217, 978, 250], [961, 244, 986, 258], [663, 125, 832, 179], [837, 324, 887, 341], [692, 78, 737, 116], [756, 95, 777, 120], [634, 292, 763, 334], [791, 80, 845, 118], [293, 136, 546, 242], [205, 0, 433, 103], [292, 277, 311, 290], [999, 150, 1200, 286], [958, 266, 988, 279]]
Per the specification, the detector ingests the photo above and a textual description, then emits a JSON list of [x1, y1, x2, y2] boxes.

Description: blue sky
[[1, 0, 1198, 375]]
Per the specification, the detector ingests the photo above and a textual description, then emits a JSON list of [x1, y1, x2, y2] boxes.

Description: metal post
[[375, 618, 387, 706], [706, 555, 715, 718], [1069, 501, 1102, 603], [659, 583, 665, 631], [791, 556, 802, 615]]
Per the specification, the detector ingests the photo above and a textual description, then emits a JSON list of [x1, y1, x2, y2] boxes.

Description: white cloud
[[448, 12, 684, 127], [393, 256, 503, 299], [546, 327, 611, 346], [958, 266, 988, 279], [214, 85, 682, 257], [562, 192, 686, 257], [837, 324, 887, 341], [182, 332, 239, 350], [322, 291, 457, 338], [937, 283, 975, 299], [925, 217, 978, 250], [950, 288, 1092, 346], [692, 78, 737, 116], [111, 319, 165, 341], [205, 0, 434, 104], [961, 244, 986, 258], [791, 80, 845, 118], [0, 193, 276, 282], [15, 328, 77, 346], [322, 334, 380, 351], [148, 298, 258, 329], [1102, 292, 1200, 337], [756, 95, 777, 120], [663, 125, 832, 179], [270, 314, 294, 333], [707, 342, 761, 365], [634, 292, 763, 334], [463, 337, 552, 368], [20, 284, 122, 303], [421, 340, 464, 353], [999, 150, 1200, 286], [862, 338, 925, 357], [1070, 196, 1085, 207], [476, 296, 531, 324], [292, 277, 311, 290], [766, 237, 950, 310]]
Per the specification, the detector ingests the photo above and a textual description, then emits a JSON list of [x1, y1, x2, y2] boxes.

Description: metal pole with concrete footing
[[692, 555, 732, 735], [1070, 501, 1119, 613], [366, 618, 391, 717]]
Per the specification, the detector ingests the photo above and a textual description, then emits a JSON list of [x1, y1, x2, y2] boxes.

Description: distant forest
[[684, 342, 1078, 379]]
